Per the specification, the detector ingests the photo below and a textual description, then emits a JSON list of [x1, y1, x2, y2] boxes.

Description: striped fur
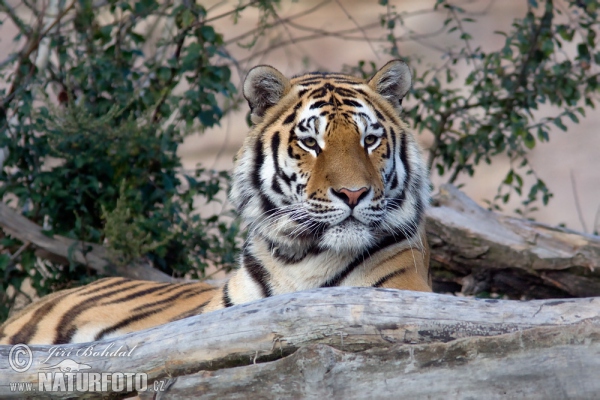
[[0, 60, 431, 345]]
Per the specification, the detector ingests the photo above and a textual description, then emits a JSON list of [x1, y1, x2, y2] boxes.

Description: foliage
[[380, 0, 600, 216]]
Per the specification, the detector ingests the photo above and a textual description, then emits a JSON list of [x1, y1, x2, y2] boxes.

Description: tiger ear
[[243, 65, 291, 124], [368, 60, 412, 112]]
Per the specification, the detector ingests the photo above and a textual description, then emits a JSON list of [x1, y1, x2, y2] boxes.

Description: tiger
[[0, 60, 431, 345]]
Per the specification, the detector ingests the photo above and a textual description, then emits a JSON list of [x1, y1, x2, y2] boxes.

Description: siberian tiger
[[0, 60, 431, 345]]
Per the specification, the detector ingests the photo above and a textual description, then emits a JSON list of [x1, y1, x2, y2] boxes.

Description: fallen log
[[150, 324, 600, 400], [0, 288, 598, 399], [427, 184, 600, 298], [0, 201, 175, 283]]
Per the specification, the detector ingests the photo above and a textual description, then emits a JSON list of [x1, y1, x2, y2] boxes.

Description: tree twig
[[333, 0, 379, 59], [570, 170, 588, 233]]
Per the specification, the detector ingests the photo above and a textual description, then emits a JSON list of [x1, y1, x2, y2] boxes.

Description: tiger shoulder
[[0, 60, 431, 345]]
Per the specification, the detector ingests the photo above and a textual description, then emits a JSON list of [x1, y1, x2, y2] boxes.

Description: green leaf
[[0, 254, 10, 271], [553, 117, 567, 131], [524, 132, 536, 149]]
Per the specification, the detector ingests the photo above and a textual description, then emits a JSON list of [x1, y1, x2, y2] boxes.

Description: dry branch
[[0, 288, 598, 398], [427, 184, 600, 298], [0, 202, 174, 282]]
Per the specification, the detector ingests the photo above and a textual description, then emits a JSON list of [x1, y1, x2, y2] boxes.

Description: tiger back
[[0, 60, 431, 345]]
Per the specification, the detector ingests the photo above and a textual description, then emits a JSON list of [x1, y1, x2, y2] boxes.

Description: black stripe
[[373, 268, 409, 287], [400, 133, 410, 188], [152, 282, 193, 297], [321, 235, 400, 288], [5, 278, 125, 344], [170, 300, 211, 321], [102, 283, 172, 305], [251, 137, 277, 216], [335, 87, 359, 96], [280, 172, 294, 186], [390, 173, 399, 190], [283, 111, 296, 124], [94, 308, 165, 341], [309, 87, 327, 98], [271, 132, 284, 194], [95, 293, 213, 341], [271, 131, 281, 166], [264, 237, 322, 264], [384, 141, 391, 159], [374, 108, 386, 122], [342, 99, 362, 107], [222, 282, 233, 308], [243, 251, 272, 297], [385, 127, 398, 186], [271, 179, 283, 195], [388, 133, 410, 209], [310, 100, 328, 109], [53, 280, 145, 344], [295, 79, 323, 86], [132, 286, 215, 313], [4, 285, 89, 345], [251, 138, 264, 190]]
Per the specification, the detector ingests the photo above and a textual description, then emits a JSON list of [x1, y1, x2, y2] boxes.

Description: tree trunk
[[0, 288, 598, 399]]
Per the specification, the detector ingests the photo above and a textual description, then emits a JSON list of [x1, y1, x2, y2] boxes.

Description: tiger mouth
[[335, 216, 371, 231]]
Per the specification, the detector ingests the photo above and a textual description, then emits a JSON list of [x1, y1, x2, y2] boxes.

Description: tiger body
[[0, 60, 431, 345]]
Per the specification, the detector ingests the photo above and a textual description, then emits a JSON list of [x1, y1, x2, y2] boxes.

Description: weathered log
[[148, 324, 600, 400], [0, 201, 174, 282], [0, 288, 598, 399], [427, 184, 600, 298]]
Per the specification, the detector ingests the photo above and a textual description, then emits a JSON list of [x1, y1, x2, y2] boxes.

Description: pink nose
[[333, 187, 369, 208]]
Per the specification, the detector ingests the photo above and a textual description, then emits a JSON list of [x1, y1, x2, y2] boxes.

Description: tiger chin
[[0, 60, 431, 345]]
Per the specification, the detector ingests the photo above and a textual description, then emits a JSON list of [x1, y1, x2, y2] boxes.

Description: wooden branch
[[427, 184, 600, 298], [0, 288, 598, 398], [0, 202, 175, 282]]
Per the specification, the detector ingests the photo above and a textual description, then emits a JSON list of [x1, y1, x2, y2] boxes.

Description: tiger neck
[[236, 227, 418, 293], [241, 232, 359, 292]]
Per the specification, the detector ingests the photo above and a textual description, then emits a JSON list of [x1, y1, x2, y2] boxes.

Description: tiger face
[[231, 60, 429, 257]]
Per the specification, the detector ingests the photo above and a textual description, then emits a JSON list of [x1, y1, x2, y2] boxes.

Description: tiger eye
[[301, 137, 317, 148], [364, 135, 378, 146]]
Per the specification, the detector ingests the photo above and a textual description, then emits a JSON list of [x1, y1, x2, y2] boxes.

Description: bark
[[148, 324, 600, 400], [0, 288, 598, 399], [427, 184, 600, 298]]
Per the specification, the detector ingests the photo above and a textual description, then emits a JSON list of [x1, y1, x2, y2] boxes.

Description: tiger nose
[[332, 187, 370, 209]]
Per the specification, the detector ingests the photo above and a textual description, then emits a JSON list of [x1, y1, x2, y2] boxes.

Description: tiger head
[[231, 60, 429, 256]]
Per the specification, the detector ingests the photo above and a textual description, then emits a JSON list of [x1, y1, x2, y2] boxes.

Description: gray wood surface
[[150, 324, 600, 400], [427, 184, 600, 297], [0, 288, 598, 398]]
